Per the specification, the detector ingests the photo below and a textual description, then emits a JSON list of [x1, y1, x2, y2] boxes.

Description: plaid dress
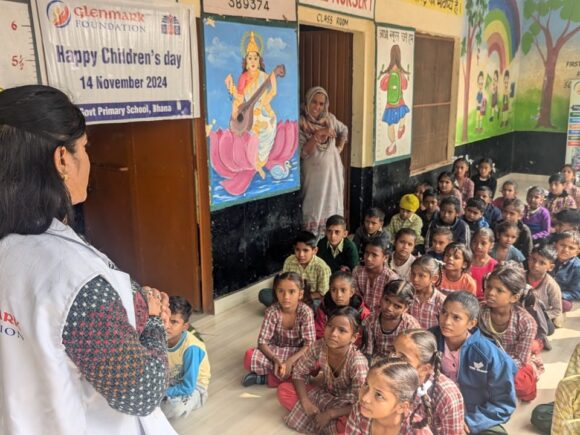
[[479, 304, 544, 376], [345, 402, 432, 434], [412, 373, 465, 435], [409, 288, 446, 329], [352, 265, 399, 313], [285, 339, 368, 434], [364, 312, 420, 359], [250, 302, 315, 377]]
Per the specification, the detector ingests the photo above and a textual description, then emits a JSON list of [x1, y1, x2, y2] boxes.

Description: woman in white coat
[[0, 85, 176, 434]]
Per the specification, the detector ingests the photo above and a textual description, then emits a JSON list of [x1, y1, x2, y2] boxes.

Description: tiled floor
[[171, 173, 576, 435]]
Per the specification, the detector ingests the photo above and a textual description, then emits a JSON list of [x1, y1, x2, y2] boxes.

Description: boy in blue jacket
[[430, 291, 517, 434]]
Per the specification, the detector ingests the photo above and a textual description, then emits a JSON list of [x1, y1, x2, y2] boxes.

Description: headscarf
[[299, 86, 331, 137]]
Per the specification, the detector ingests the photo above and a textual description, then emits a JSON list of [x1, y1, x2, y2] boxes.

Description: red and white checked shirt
[[352, 265, 399, 313], [363, 312, 420, 358], [257, 302, 315, 350], [345, 402, 433, 434], [409, 288, 446, 329]]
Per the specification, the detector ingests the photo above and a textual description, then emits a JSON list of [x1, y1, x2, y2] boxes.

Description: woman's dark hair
[[382, 279, 414, 305], [240, 52, 265, 72], [0, 85, 86, 239], [444, 291, 480, 320], [327, 306, 361, 334], [169, 296, 193, 322]]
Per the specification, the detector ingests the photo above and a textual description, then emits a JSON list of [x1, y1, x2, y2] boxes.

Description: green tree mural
[[522, 0, 580, 128], [461, 0, 488, 143]]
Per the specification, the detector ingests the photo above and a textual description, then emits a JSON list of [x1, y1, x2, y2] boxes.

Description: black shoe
[[242, 372, 266, 387]]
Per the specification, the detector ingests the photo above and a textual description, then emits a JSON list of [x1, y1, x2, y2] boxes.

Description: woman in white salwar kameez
[[300, 87, 348, 237]]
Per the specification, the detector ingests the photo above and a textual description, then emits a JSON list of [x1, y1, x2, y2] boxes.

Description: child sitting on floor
[[394, 330, 465, 435], [317, 215, 359, 273], [527, 243, 563, 328], [345, 357, 432, 435], [437, 171, 463, 213], [502, 198, 533, 257], [388, 228, 417, 281], [386, 193, 423, 245], [363, 280, 420, 359], [561, 163, 580, 207], [425, 196, 471, 247], [314, 271, 370, 346], [478, 262, 544, 402], [352, 238, 399, 313], [278, 307, 369, 434], [409, 256, 446, 329], [551, 231, 580, 305], [471, 157, 497, 197], [491, 221, 526, 263], [476, 186, 502, 228], [417, 189, 439, 244], [493, 180, 518, 210], [259, 230, 331, 307], [161, 296, 211, 420], [462, 197, 489, 236], [453, 156, 474, 208], [470, 228, 498, 300], [425, 227, 453, 261], [244, 272, 315, 387], [546, 173, 577, 220], [549, 209, 580, 244], [431, 291, 517, 434], [353, 207, 390, 261], [440, 242, 477, 296], [523, 186, 551, 241]]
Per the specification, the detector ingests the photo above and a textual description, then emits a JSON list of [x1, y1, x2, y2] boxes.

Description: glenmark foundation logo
[[46, 0, 71, 28]]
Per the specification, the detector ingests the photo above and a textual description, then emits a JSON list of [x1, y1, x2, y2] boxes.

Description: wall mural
[[374, 25, 415, 164], [203, 18, 300, 210]]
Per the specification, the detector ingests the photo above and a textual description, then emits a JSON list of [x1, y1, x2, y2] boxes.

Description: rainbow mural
[[483, 0, 521, 72]]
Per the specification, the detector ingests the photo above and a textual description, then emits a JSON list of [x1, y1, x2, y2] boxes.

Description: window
[[410, 33, 456, 173]]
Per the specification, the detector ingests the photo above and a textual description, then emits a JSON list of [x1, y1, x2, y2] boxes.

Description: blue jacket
[[430, 327, 517, 433], [552, 256, 580, 300]]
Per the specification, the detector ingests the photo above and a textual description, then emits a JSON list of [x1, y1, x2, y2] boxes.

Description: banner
[[0, 1, 39, 90], [374, 25, 414, 164], [202, 0, 296, 21], [37, 0, 197, 124], [404, 0, 463, 16], [203, 17, 300, 210], [299, 0, 374, 20], [565, 80, 580, 170]]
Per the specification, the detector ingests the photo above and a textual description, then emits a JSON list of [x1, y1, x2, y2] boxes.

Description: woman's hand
[[143, 286, 170, 328], [314, 127, 336, 144]]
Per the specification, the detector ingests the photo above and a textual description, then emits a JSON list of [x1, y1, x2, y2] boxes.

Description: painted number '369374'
[[228, 0, 270, 10]]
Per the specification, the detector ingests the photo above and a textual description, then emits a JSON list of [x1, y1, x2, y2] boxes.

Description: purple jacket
[[522, 207, 551, 240]]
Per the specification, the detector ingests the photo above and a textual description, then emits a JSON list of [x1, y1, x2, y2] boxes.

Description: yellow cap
[[400, 194, 420, 213]]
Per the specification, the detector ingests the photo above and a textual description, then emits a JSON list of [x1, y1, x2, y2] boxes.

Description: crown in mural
[[241, 31, 264, 57]]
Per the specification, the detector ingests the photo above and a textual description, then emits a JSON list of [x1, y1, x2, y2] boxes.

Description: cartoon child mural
[[489, 70, 499, 122], [501, 70, 510, 127], [379, 45, 410, 156], [475, 71, 486, 133]]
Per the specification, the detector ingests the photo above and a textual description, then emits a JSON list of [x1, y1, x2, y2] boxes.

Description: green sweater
[[316, 237, 359, 272]]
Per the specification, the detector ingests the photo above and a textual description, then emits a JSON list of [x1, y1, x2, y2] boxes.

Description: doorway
[[83, 119, 207, 312], [299, 25, 354, 224]]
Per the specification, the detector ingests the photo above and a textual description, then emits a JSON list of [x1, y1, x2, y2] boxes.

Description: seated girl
[[430, 291, 517, 434], [243, 272, 315, 387], [278, 307, 369, 434], [315, 271, 370, 347], [394, 329, 465, 435], [440, 242, 477, 296], [470, 228, 498, 300], [345, 357, 432, 435], [364, 280, 420, 360], [409, 256, 446, 329], [478, 262, 544, 402]]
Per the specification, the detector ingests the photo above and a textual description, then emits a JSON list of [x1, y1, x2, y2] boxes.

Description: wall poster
[[36, 0, 197, 124], [203, 17, 300, 210], [566, 80, 580, 170], [374, 24, 414, 165]]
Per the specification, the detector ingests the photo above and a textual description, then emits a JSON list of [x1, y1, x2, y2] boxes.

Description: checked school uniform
[[479, 305, 544, 401], [284, 340, 368, 435], [363, 312, 420, 358], [409, 288, 446, 329], [352, 265, 399, 313], [345, 403, 432, 435], [247, 302, 315, 380]]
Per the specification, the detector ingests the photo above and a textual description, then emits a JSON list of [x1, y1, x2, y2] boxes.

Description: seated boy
[[385, 193, 423, 245], [425, 227, 453, 261], [425, 196, 471, 247], [462, 197, 489, 236], [527, 244, 563, 328], [475, 186, 502, 228], [501, 198, 533, 258], [161, 296, 211, 420], [316, 215, 359, 272], [549, 209, 580, 244], [259, 231, 331, 307], [353, 207, 390, 261]]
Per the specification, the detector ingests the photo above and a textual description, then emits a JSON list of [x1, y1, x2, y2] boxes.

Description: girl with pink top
[[470, 228, 498, 300]]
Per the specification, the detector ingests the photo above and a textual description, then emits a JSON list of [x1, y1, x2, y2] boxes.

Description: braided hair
[[369, 355, 419, 405], [411, 256, 443, 288]]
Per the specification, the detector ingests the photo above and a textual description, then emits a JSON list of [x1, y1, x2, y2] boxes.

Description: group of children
[[241, 157, 580, 434]]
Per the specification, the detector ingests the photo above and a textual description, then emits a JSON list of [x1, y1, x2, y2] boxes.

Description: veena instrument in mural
[[230, 64, 285, 135]]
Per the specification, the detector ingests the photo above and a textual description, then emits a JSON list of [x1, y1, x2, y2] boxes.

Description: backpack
[[387, 71, 401, 105]]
